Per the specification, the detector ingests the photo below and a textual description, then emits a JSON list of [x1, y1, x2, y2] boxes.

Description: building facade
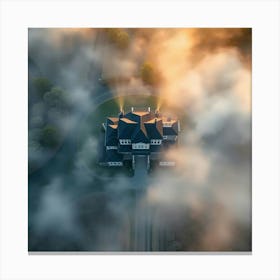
[[99, 107, 180, 170]]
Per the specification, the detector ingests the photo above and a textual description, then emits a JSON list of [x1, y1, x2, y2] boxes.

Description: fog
[[28, 28, 251, 251]]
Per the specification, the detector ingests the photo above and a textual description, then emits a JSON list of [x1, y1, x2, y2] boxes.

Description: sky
[[28, 28, 251, 251]]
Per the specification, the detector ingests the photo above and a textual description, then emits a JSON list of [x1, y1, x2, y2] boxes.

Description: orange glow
[[118, 95, 124, 112]]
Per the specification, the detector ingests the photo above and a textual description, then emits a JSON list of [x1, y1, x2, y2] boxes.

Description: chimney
[[155, 109, 159, 118], [118, 109, 124, 119]]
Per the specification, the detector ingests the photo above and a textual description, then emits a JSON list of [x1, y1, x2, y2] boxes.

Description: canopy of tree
[[33, 77, 52, 98], [140, 62, 158, 85], [39, 125, 60, 149], [105, 28, 130, 49], [43, 87, 68, 108]]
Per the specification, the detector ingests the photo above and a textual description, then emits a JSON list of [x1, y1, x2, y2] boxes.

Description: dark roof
[[99, 146, 123, 163], [105, 110, 178, 144], [133, 111, 150, 116], [162, 140, 178, 149], [150, 144, 162, 153], [118, 118, 137, 139], [132, 150, 150, 155], [118, 145, 132, 153], [105, 123, 118, 146], [124, 112, 139, 123], [107, 117, 119, 125], [105, 149, 123, 162], [124, 111, 152, 123], [131, 126, 149, 143], [132, 111, 152, 123], [121, 111, 164, 141], [163, 121, 179, 135], [144, 118, 163, 139], [124, 112, 141, 123], [120, 117, 137, 124]]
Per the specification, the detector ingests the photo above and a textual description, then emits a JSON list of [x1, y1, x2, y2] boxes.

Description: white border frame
[[0, 0, 279, 279]]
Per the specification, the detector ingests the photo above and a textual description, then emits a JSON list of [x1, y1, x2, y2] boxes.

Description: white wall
[[132, 143, 149, 149]]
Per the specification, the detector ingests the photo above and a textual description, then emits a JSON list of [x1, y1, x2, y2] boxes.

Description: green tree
[[140, 62, 158, 85], [106, 28, 130, 49], [39, 125, 60, 149], [32, 77, 52, 98], [43, 87, 67, 108]]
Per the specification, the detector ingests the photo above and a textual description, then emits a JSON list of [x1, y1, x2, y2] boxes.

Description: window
[[109, 162, 122, 166], [163, 122, 172, 127], [107, 146, 117, 150], [151, 139, 162, 145], [132, 143, 149, 149], [120, 139, 131, 145]]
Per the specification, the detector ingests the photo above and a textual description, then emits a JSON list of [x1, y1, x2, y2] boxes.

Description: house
[[99, 107, 180, 170]]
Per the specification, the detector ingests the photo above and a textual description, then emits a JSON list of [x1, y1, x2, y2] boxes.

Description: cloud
[[33, 177, 79, 236], [29, 28, 251, 251]]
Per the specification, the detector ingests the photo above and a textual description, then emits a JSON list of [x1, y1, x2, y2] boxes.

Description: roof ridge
[[120, 117, 137, 124]]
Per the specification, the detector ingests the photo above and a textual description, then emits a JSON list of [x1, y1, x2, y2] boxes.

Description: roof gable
[[118, 118, 137, 138], [107, 117, 119, 125], [109, 124, 117, 129], [124, 112, 140, 123], [163, 121, 179, 135], [144, 118, 163, 139], [124, 111, 153, 123], [131, 127, 149, 143], [120, 117, 137, 124]]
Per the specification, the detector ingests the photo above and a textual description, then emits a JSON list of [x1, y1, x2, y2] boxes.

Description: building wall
[[159, 161, 175, 167], [106, 146, 118, 150], [163, 135, 177, 141], [108, 161, 123, 166], [150, 139, 162, 145], [119, 139, 131, 145], [132, 143, 150, 150]]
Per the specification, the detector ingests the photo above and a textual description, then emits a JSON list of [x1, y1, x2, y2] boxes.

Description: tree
[[140, 62, 158, 85], [39, 125, 60, 149], [105, 28, 130, 49], [32, 77, 52, 98], [43, 87, 68, 108]]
